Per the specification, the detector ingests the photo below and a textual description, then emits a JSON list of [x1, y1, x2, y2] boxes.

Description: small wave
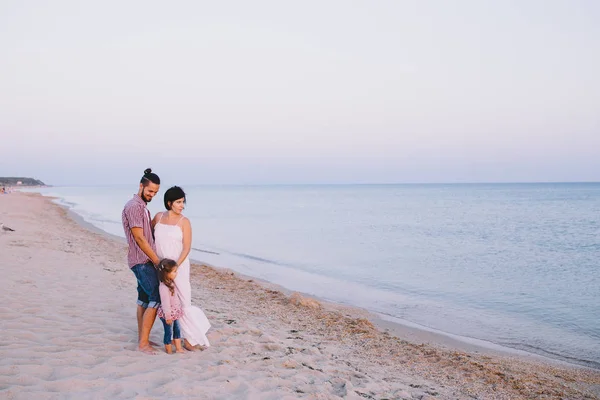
[[201, 246, 296, 269], [88, 217, 121, 225], [191, 247, 220, 255], [501, 342, 600, 370], [52, 198, 77, 208], [230, 252, 284, 266], [228, 251, 321, 272]]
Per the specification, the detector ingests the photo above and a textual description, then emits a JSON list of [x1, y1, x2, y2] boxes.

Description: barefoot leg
[[174, 339, 184, 353], [164, 344, 173, 354], [139, 307, 157, 352], [136, 305, 144, 343], [183, 339, 196, 351], [171, 320, 185, 353]]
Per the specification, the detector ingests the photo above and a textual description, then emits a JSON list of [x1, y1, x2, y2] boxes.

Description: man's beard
[[141, 190, 152, 203]]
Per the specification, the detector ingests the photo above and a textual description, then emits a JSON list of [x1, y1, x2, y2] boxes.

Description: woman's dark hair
[[140, 168, 160, 186], [157, 258, 178, 296], [164, 186, 186, 210]]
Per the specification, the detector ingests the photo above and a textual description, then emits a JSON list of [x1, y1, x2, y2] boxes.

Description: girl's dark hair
[[157, 258, 178, 296], [164, 186, 186, 210], [140, 168, 160, 186]]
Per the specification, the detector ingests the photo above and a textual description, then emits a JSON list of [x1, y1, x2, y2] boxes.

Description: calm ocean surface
[[30, 183, 600, 368]]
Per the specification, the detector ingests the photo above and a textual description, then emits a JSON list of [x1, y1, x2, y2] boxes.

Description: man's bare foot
[[176, 349, 185, 353], [139, 345, 157, 355], [164, 344, 173, 354]]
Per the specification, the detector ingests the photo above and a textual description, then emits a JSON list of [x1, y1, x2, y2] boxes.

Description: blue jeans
[[160, 318, 181, 345], [131, 262, 160, 309]]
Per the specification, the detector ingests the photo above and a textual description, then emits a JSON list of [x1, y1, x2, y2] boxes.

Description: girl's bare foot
[[164, 344, 173, 354]]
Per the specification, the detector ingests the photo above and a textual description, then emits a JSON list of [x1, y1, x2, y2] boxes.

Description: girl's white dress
[[155, 215, 211, 347]]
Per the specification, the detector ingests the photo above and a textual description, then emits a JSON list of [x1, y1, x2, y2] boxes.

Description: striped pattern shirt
[[122, 194, 156, 268]]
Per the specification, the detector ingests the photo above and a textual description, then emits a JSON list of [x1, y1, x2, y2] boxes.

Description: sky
[[0, 0, 599, 185]]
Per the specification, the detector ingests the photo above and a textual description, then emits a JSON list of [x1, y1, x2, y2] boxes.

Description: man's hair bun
[[140, 168, 160, 185]]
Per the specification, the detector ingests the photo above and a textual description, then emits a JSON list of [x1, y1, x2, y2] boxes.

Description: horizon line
[[35, 181, 600, 188]]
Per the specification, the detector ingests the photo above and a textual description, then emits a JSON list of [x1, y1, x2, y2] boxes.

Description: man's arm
[[131, 227, 160, 265]]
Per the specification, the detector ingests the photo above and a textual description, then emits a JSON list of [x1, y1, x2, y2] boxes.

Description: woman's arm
[[151, 212, 162, 229], [177, 218, 192, 266]]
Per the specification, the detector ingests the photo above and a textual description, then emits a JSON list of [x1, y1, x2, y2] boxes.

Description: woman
[[152, 186, 211, 350]]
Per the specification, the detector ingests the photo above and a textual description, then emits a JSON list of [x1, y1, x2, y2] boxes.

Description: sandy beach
[[1, 192, 599, 400]]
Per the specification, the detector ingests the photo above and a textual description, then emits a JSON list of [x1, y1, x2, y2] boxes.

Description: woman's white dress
[[155, 216, 211, 347]]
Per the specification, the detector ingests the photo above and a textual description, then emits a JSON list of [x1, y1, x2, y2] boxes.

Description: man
[[122, 168, 162, 353]]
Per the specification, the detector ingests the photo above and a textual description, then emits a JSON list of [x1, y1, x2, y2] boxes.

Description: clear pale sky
[[1, 1, 599, 185]]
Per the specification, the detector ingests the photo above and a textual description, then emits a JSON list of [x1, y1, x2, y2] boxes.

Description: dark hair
[[157, 258, 178, 296], [140, 168, 160, 186], [164, 186, 186, 210]]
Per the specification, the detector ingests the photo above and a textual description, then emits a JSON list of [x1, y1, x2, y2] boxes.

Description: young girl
[[156, 258, 184, 354]]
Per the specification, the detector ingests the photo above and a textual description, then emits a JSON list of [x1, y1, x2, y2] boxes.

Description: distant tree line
[[0, 177, 46, 186]]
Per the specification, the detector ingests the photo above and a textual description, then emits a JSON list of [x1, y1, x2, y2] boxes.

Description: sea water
[[28, 183, 600, 368]]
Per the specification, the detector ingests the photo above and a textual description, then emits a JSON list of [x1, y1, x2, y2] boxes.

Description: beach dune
[[1, 192, 599, 399]]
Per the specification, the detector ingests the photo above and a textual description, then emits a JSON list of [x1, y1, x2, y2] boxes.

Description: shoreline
[[3, 191, 599, 399], [47, 192, 594, 371]]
